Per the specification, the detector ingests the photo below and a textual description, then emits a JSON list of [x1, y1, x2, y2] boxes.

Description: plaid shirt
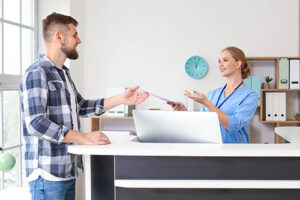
[[20, 55, 104, 178]]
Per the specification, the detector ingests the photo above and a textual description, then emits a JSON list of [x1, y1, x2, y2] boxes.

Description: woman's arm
[[185, 90, 258, 132], [185, 90, 229, 130], [202, 99, 229, 130]]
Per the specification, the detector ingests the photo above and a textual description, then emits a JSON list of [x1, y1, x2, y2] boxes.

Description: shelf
[[260, 120, 300, 124], [91, 116, 133, 119], [243, 57, 300, 143], [261, 89, 300, 92], [91, 115, 134, 132], [247, 57, 279, 60], [247, 57, 300, 60]]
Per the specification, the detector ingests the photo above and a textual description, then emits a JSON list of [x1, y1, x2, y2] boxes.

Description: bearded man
[[20, 12, 148, 200]]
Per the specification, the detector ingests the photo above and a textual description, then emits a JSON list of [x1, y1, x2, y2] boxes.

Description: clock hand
[[195, 58, 201, 69]]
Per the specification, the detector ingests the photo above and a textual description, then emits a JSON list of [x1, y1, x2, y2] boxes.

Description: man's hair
[[42, 12, 78, 42]]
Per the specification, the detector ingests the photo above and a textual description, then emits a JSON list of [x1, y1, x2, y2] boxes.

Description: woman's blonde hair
[[222, 46, 251, 79]]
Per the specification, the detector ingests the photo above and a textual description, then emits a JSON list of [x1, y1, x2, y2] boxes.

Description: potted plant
[[294, 112, 300, 121], [263, 76, 273, 89]]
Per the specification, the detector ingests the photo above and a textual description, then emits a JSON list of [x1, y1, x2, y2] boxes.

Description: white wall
[[39, 0, 300, 141], [81, 0, 299, 104], [79, 0, 299, 142], [37, 0, 299, 198], [38, 0, 70, 54]]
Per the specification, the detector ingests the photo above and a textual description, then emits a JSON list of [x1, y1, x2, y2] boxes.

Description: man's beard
[[61, 43, 79, 59]]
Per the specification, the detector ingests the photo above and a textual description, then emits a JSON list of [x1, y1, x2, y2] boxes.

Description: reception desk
[[68, 131, 300, 200]]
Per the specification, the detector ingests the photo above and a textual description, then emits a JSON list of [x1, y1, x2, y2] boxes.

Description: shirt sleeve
[[228, 92, 258, 133], [76, 92, 105, 117], [20, 68, 68, 144], [201, 91, 212, 112], [200, 105, 207, 112]]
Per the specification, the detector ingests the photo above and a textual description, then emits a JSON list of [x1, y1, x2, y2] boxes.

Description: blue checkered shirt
[[20, 55, 104, 178]]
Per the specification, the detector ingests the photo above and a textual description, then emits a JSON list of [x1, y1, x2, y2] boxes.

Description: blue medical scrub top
[[201, 86, 258, 143]]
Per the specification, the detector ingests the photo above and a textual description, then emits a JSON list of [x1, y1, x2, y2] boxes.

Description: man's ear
[[54, 31, 64, 44]]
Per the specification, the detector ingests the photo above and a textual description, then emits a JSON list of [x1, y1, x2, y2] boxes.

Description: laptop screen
[[133, 110, 222, 143]]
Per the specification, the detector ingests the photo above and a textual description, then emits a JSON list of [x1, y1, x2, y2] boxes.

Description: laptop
[[133, 110, 222, 143]]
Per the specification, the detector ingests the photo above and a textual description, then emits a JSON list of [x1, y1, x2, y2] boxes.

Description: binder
[[289, 59, 300, 89], [251, 76, 261, 105], [265, 92, 273, 121], [243, 76, 252, 88], [278, 92, 286, 121], [279, 58, 289, 89], [272, 92, 280, 121], [243, 76, 261, 105]]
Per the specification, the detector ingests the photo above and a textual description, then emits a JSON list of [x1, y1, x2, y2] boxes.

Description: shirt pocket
[[47, 81, 65, 107], [48, 80, 64, 91]]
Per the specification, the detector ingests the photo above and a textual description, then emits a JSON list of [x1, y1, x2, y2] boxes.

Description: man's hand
[[103, 85, 149, 112], [81, 131, 111, 145], [167, 101, 186, 111], [121, 86, 149, 105], [63, 130, 111, 145], [184, 89, 208, 105]]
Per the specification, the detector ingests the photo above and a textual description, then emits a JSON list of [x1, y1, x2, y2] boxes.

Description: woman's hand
[[167, 101, 186, 111], [184, 89, 208, 105]]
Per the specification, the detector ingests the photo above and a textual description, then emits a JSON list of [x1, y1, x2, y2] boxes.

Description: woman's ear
[[236, 60, 242, 69]]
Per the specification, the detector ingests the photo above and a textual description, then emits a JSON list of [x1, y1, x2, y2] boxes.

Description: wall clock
[[185, 56, 208, 79]]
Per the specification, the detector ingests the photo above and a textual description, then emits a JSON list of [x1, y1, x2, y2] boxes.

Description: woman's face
[[218, 50, 241, 77]]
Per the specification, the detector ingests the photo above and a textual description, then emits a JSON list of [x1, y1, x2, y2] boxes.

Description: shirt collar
[[39, 54, 70, 71]]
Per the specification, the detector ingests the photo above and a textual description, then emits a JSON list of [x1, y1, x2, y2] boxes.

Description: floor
[[0, 187, 31, 200]]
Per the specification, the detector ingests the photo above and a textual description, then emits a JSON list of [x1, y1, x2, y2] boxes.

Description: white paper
[[139, 89, 177, 104]]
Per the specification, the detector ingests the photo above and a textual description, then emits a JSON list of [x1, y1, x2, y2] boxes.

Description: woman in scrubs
[[168, 46, 258, 143]]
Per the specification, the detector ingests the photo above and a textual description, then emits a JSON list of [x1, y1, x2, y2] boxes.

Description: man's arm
[[63, 130, 111, 145], [103, 86, 149, 112], [76, 86, 148, 117], [20, 68, 68, 144], [21, 69, 112, 145]]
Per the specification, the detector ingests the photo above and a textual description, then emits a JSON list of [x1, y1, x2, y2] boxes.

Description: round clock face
[[185, 56, 208, 79]]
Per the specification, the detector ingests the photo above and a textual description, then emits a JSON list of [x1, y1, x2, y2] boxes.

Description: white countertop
[[68, 131, 300, 157], [275, 127, 300, 143]]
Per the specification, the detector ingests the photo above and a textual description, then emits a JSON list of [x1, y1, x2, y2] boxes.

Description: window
[[0, 0, 37, 189]]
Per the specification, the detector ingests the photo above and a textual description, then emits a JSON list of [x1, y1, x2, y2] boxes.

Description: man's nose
[[77, 37, 81, 44]]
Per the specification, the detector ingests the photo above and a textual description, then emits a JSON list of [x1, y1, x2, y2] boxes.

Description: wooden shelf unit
[[259, 120, 300, 124], [247, 57, 300, 143], [261, 89, 300, 92], [91, 116, 133, 132], [259, 89, 300, 123]]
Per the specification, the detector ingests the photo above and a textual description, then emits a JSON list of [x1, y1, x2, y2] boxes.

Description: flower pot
[[262, 82, 271, 89]]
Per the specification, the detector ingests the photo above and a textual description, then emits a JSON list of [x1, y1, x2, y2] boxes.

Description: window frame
[[0, 0, 38, 189]]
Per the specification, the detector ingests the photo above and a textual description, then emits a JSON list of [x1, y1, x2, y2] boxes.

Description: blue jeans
[[28, 176, 76, 200]]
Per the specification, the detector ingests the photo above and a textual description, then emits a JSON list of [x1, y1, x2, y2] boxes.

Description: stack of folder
[[279, 58, 300, 89], [265, 92, 286, 121]]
